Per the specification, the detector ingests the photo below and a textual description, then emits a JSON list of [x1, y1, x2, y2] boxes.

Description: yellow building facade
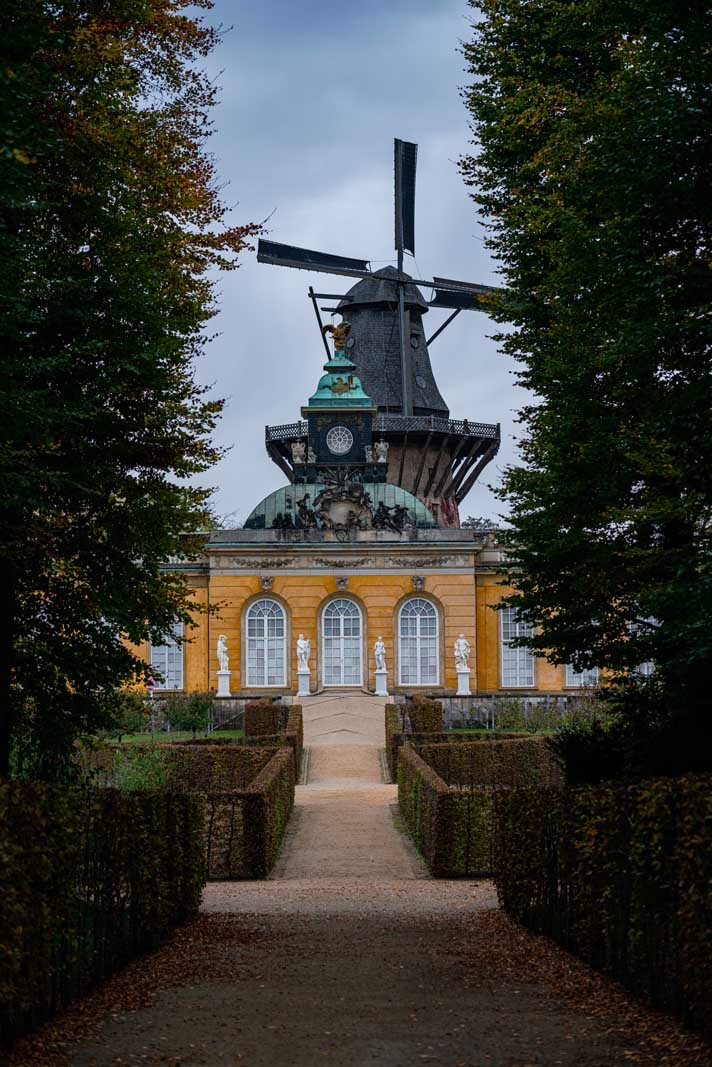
[[146, 265, 596, 706], [145, 532, 581, 702]]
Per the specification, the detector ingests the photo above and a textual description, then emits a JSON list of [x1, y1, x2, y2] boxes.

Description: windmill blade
[[394, 139, 417, 257], [429, 276, 501, 311], [257, 239, 372, 280]]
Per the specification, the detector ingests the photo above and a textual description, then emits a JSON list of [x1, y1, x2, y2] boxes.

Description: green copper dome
[[302, 348, 376, 413], [244, 482, 437, 531]]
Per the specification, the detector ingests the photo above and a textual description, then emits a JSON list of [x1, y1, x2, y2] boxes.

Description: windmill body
[[259, 139, 501, 527]]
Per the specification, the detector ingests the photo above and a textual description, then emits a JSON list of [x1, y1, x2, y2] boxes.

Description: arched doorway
[[322, 598, 363, 686]]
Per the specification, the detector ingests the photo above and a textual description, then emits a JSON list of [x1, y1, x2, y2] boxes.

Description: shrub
[[397, 746, 494, 876], [0, 783, 204, 1048], [406, 697, 443, 733], [204, 747, 295, 878], [102, 689, 150, 742], [244, 701, 281, 737], [417, 737, 563, 790], [163, 691, 214, 737], [397, 739, 561, 877], [493, 776, 712, 1042]]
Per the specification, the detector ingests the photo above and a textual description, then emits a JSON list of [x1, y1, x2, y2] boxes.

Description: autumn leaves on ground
[[9, 696, 712, 1067]]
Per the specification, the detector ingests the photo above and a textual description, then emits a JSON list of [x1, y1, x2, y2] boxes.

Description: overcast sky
[[195, 0, 527, 526]]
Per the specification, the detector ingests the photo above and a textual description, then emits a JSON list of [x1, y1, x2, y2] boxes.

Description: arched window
[[150, 621, 184, 690], [398, 598, 439, 686], [322, 598, 363, 686], [246, 599, 286, 686], [500, 607, 535, 688]]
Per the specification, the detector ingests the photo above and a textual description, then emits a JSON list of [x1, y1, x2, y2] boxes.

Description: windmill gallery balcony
[[265, 415, 501, 507]]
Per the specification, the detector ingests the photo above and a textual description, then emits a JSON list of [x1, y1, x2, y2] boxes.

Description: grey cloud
[[192, 0, 528, 525]]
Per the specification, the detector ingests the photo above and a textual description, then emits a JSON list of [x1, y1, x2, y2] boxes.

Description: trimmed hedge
[[397, 739, 562, 877], [204, 747, 295, 878], [0, 783, 204, 1048], [245, 701, 282, 736], [397, 746, 495, 876], [244, 703, 303, 770], [407, 697, 443, 733], [384, 702, 526, 781], [417, 737, 563, 789], [493, 776, 712, 1042]]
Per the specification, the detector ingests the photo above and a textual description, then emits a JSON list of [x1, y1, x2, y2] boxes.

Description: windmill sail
[[394, 139, 417, 257]]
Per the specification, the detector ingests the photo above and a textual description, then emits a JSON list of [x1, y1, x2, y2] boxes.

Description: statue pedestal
[[216, 669, 232, 698], [374, 668, 389, 697], [456, 666, 471, 697], [297, 669, 311, 698]]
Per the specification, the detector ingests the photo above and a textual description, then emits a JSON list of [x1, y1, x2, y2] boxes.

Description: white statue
[[217, 634, 229, 672], [374, 439, 389, 464], [454, 634, 470, 669], [291, 440, 306, 464], [297, 634, 311, 671], [364, 445, 373, 463], [307, 447, 317, 463], [374, 636, 386, 672]]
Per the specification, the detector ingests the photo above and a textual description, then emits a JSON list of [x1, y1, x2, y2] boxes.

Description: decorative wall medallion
[[412, 575, 425, 591], [260, 575, 274, 591], [313, 481, 372, 534], [336, 576, 349, 590]]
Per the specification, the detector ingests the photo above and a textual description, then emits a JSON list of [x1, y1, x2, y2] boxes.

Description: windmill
[[257, 139, 502, 526]]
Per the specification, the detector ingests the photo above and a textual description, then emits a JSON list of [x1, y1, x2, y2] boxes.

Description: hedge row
[[397, 746, 494, 876], [397, 739, 562, 877], [494, 776, 712, 1041], [417, 737, 563, 789], [384, 703, 526, 781], [204, 747, 295, 878], [244, 703, 303, 771], [0, 783, 204, 1048]]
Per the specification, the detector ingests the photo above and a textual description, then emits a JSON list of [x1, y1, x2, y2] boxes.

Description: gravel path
[[12, 697, 710, 1066]]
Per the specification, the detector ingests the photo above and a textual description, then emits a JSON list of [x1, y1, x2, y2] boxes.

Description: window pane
[[246, 599, 286, 686]]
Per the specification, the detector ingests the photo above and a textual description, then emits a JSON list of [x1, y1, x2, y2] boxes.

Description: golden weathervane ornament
[[321, 321, 351, 351]]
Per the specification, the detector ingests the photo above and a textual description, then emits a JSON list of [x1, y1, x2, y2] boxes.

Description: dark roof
[[334, 267, 448, 416], [337, 265, 429, 312]]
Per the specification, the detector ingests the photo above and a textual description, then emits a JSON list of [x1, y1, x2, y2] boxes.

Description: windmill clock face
[[326, 425, 354, 455]]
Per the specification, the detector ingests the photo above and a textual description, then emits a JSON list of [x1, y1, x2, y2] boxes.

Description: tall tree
[[461, 1, 712, 770], [0, 1, 257, 775]]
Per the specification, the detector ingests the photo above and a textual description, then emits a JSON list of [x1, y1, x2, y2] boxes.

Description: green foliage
[[551, 677, 712, 783], [418, 737, 563, 790], [0, 1, 259, 774], [163, 692, 214, 738], [398, 738, 562, 876], [493, 776, 712, 1041], [104, 744, 170, 792], [461, 1, 712, 768], [102, 690, 150, 743], [244, 701, 282, 737], [203, 749, 296, 879], [406, 697, 443, 733], [0, 781, 204, 1048]]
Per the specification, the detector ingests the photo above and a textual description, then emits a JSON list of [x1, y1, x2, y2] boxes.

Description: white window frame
[[398, 597, 439, 687], [565, 663, 600, 688], [246, 598, 287, 687], [150, 621, 184, 690], [499, 607, 535, 688], [321, 598, 363, 687]]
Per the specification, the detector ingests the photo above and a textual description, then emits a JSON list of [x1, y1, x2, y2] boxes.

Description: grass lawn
[[119, 729, 245, 744]]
